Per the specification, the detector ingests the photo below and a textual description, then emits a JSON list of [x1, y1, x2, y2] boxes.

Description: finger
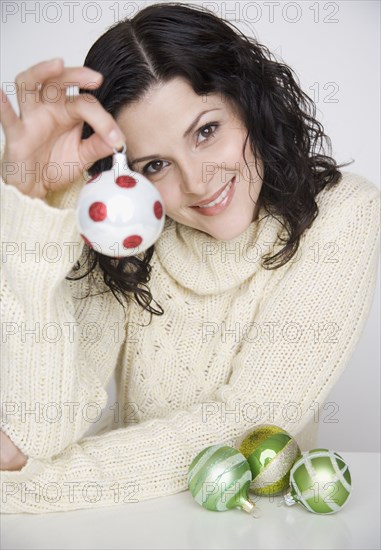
[[0, 87, 20, 140], [79, 132, 120, 171], [15, 58, 65, 115], [65, 94, 125, 150], [41, 66, 105, 99], [16, 60, 103, 115]]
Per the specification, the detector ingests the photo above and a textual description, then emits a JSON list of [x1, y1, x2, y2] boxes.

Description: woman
[[1, 3, 379, 513]]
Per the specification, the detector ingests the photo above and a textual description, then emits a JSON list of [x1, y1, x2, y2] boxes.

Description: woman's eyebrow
[[182, 107, 222, 138], [129, 108, 222, 168]]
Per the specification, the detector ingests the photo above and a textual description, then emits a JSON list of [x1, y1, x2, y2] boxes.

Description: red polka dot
[[123, 235, 143, 249], [89, 202, 107, 221], [154, 201, 163, 219], [86, 173, 101, 184], [80, 234, 93, 248], [116, 175, 137, 188]]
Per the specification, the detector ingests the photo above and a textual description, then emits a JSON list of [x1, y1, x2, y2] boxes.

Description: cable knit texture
[[0, 141, 380, 513]]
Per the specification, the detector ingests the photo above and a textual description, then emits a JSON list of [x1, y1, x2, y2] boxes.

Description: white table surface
[[1, 452, 379, 550]]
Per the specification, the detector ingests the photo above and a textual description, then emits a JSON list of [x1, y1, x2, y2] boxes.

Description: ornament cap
[[241, 498, 261, 518], [112, 144, 130, 176], [284, 490, 296, 507]]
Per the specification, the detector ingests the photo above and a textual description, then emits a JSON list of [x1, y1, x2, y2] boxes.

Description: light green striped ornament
[[187, 444, 258, 515], [284, 448, 352, 514], [237, 424, 301, 495]]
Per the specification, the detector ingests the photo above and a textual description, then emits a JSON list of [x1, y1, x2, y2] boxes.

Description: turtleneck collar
[[152, 207, 282, 296]]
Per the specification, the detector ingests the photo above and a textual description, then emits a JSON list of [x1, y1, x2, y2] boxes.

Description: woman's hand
[[0, 58, 125, 199], [0, 430, 28, 471]]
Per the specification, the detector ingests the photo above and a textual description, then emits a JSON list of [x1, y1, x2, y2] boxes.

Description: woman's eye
[[141, 124, 219, 174], [143, 159, 168, 175], [197, 123, 218, 144]]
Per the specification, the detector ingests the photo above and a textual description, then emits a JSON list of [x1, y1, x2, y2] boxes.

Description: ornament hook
[[113, 143, 127, 155]]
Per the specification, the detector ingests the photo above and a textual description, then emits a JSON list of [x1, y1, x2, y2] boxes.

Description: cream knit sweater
[[0, 148, 380, 513]]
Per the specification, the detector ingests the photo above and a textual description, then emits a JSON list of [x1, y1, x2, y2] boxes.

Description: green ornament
[[237, 424, 301, 495], [187, 444, 258, 515], [284, 448, 352, 514]]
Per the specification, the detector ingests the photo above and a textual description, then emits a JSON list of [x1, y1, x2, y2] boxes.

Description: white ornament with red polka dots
[[76, 145, 165, 258]]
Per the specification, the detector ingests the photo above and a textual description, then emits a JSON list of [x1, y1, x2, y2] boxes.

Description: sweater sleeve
[[1, 187, 379, 514], [0, 169, 127, 460]]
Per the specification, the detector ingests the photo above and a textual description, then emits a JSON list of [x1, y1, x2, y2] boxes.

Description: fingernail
[[109, 129, 124, 147], [85, 67, 103, 79], [44, 58, 62, 65], [92, 71, 103, 81]]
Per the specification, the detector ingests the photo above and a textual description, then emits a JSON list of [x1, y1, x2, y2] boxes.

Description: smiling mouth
[[190, 177, 235, 208]]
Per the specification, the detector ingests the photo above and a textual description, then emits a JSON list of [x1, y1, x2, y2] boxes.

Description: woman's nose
[[178, 159, 210, 196]]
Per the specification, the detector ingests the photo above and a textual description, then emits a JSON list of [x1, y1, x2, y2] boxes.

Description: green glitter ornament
[[237, 424, 301, 495], [187, 444, 258, 516], [284, 448, 352, 514]]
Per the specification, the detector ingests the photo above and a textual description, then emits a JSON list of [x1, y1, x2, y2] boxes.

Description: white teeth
[[198, 179, 233, 208]]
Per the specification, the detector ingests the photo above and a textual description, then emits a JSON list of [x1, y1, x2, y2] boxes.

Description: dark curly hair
[[67, 1, 352, 319]]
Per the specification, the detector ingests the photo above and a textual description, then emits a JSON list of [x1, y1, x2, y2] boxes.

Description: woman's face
[[116, 77, 263, 240]]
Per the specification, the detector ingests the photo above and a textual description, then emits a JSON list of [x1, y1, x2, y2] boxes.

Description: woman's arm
[[0, 173, 127, 460], [1, 187, 379, 513], [1, 59, 128, 461]]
